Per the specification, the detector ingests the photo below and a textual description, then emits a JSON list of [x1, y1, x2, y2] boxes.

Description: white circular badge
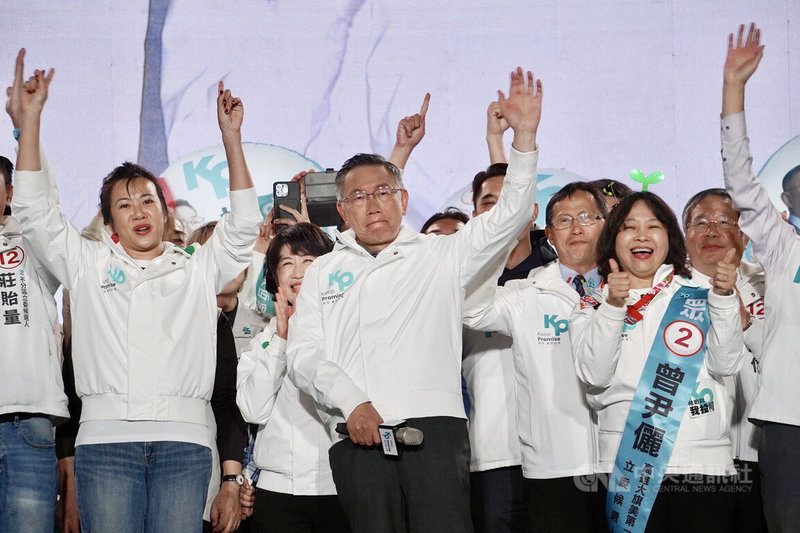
[[663, 320, 704, 357]]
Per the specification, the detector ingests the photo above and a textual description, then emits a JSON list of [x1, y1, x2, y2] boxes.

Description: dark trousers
[[251, 488, 349, 533], [470, 466, 527, 532], [759, 422, 800, 533], [525, 475, 605, 532], [601, 474, 735, 532], [732, 460, 767, 533], [329, 416, 472, 533]]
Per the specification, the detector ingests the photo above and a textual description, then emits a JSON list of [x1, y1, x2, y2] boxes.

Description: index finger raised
[[419, 92, 430, 118]]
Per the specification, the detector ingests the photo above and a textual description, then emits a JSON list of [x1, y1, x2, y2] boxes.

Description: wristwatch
[[221, 474, 245, 486]]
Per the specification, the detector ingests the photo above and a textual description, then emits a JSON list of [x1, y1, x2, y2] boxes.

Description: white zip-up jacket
[[691, 263, 765, 462], [722, 111, 800, 428], [0, 215, 68, 420], [288, 147, 539, 428], [237, 320, 337, 495], [465, 261, 597, 479], [461, 328, 522, 472], [13, 165, 260, 428], [571, 264, 744, 475]]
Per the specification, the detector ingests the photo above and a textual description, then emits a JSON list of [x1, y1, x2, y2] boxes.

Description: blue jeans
[[0, 416, 58, 533], [75, 441, 211, 533]]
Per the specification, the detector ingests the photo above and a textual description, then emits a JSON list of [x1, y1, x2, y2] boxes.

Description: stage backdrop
[[2, 1, 799, 232]]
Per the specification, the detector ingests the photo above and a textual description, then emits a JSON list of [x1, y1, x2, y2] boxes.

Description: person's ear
[[336, 202, 348, 225]]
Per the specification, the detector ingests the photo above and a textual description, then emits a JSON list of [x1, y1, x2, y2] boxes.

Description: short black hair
[[471, 163, 508, 209], [420, 207, 469, 234], [335, 154, 403, 200], [0, 156, 12, 188], [545, 181, 608, 227], [0, 156, 12, 216], [782, 164, 800, 192], [681, 188, 734, 230], [588, 179, 633, 200], [264, 223, 334, 295], [99, 162, 168, 225], [597, 191, 690, 280]]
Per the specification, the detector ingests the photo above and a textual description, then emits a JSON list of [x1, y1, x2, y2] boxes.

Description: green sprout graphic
[[630, 169, 664, 192]]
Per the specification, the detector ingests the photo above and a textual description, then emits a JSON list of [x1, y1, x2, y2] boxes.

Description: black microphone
[[335, 420, 424, 456]]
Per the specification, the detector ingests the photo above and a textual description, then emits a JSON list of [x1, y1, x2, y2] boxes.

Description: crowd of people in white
[[0, 23, 797, 533]]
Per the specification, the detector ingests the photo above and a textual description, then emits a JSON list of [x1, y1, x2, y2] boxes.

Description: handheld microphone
[[335, 420, 424, 456]]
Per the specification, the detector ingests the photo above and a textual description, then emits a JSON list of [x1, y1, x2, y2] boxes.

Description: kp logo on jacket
[[101, 267, 126, 293], [538, 313, 568, 345], [321, 269, 354, 305]]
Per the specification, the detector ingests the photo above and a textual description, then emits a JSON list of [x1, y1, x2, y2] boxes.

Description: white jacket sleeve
[[236, 323, 287, 424], [287, 260, 370, 421], [742, 318, 764, 363], [11, 166, 94, 290], [453, 147, 538, 287], [705, 291, 745, 377], [194, 187, 261, 294], [570, 294, 626, 389], [238, 250, 265, 314], [463, 283, 517, 336], [721, 112, 796, 281]]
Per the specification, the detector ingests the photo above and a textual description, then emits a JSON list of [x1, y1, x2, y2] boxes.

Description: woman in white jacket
[[571, 192, 744, 532], [237, 223, 350, 532], [9, 51, 260, 533]]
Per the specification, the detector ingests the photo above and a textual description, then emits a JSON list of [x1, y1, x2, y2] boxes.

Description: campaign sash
[[606, 286, 710, 532]]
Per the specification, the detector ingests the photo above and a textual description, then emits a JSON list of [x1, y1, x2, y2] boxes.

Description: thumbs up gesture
[[606, 258, 631, 307], [712, 248, 738, 296]]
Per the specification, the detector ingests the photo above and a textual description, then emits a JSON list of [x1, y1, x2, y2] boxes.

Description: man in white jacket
[[0, 134, 68, 531], [287, 67, 542, 532], [464, 181, 607, 531], [682, 188, 768, 532], [720, 23, 800, 531]]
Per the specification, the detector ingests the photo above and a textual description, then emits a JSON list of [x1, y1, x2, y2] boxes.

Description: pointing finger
[[419, 92, 430, 117]]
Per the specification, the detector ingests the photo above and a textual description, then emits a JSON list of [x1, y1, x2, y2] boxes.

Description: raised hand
[[486, 101, 510, 137], [606, 258, 631, 307], [5, 49, 54, 128], [712, 248, 738, 296], [724, 23, 764, 87], [216, 80, 254, 191], [396, 93, 429, 149], [388, 93, 430, 169], [486, 101, 510, 164], [217, 81, 244, 138], [254, 211, 274, 254], [722, 23, 764, 117], [497, 67, 542, 152]]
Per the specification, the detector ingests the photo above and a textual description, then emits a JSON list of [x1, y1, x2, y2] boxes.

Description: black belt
[[0, 412, 48, 425]]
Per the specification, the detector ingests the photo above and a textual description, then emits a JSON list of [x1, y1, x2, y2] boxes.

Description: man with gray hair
[[288, 67, 543, 532]]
